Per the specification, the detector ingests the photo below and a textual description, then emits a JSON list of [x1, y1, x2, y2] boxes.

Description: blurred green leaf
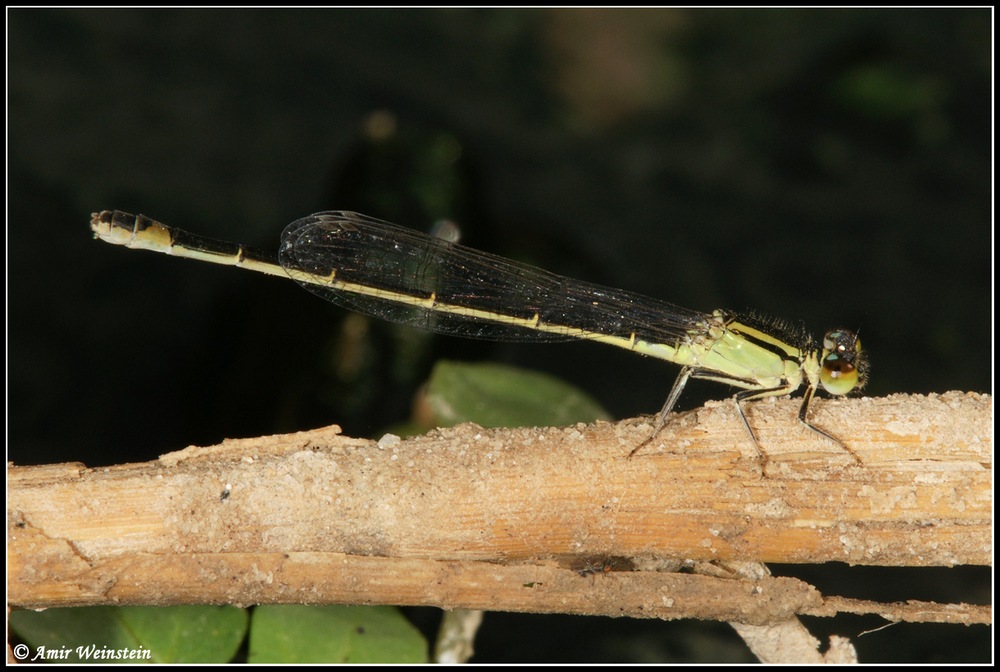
[[425, 360, 611, 428], [832, 64, 946, 119], [10, 605, 247, 664], [248, 605, 427, 663]]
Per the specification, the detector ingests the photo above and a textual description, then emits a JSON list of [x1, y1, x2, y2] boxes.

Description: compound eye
[[820, 330, 864, 395]]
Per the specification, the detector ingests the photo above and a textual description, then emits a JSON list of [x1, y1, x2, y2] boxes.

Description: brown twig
[[8, 392, 991, 627]]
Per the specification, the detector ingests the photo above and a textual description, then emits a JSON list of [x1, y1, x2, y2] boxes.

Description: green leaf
[[9, 605, 247, 663], [248, 605, 427, 663], [425, 360, 611, 428]]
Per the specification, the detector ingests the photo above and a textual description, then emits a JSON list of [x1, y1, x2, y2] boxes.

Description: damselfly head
[[819, 329, 867, 395]]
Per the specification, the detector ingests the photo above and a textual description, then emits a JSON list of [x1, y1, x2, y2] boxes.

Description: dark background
[[8, 9, 991, 663]]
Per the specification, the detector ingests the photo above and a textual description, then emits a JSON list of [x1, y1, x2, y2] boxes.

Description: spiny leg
[[628, 366, 692, 458], [733, 388, 771, 469], [797, 386, 862, 464]]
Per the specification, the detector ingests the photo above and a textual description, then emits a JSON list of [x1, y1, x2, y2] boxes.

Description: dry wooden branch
[[8, 392, 991, 628]]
